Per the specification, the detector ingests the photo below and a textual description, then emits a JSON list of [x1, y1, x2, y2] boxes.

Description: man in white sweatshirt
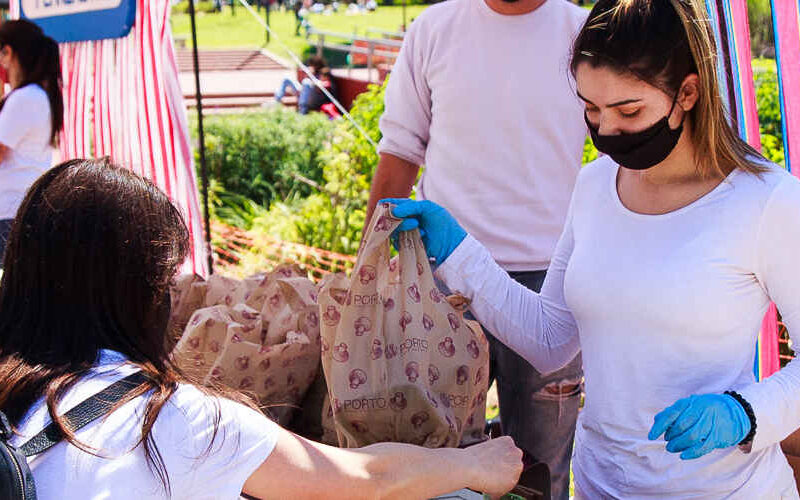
[[364, 0, 588, 497]]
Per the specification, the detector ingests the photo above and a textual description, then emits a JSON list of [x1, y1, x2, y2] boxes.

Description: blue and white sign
[[20, 0, 136, 43]]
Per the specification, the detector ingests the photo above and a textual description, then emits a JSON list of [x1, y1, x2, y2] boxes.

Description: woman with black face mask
[[384, 0, 800, 497]]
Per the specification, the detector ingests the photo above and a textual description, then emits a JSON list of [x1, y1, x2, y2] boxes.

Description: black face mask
[[585, 92, 685, 171]]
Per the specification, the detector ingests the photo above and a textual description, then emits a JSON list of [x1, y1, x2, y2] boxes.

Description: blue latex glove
[[648, 394, 751, 460], [380, 198, 467, 265]]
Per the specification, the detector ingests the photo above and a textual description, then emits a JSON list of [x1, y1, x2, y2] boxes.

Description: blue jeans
[[0, 218, 13, 268], [275, 77, 315, 114], [469, 270, 582, 500]]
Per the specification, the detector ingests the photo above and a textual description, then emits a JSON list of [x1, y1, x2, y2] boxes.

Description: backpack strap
[[18, 371, 149, 457]]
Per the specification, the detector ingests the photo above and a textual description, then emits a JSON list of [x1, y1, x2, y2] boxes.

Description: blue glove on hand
[[380, 198, 467, 265], [648, 394, 751, 460]]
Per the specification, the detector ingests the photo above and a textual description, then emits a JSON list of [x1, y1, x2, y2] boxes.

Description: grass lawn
[[171, 5, 428, 62]]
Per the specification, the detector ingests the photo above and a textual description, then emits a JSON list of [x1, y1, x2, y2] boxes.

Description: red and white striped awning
[[12, 0, 209, 277]]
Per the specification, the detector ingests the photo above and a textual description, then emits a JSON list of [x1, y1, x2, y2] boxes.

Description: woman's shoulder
[[6, 84, 48, 105], [2, 84, 50, 124], [729, 160, 800, 208], [153, 383, 279, 494], [80, 356, 278, 453], [161, 383, 275, 438], [88, 354, 273, 437]]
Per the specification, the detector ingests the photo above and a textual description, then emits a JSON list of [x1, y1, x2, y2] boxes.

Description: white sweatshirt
[[0, 84, 54, 219], [379, 0, 588, 271], [437, 156, 800, 498]]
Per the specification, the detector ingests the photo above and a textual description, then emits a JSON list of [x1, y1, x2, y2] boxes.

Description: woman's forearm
[[364, 436, 522, 499], [244, 429, 521, 499], [360, 442, 479, 499], [435, 235, 580, 374]]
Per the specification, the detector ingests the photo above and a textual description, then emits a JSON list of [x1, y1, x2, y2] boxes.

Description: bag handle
[[18, 371, 149, 457], [357, 202, 403, 266], [358, 203, 472, 306]]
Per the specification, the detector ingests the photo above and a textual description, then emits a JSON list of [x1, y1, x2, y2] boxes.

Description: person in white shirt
[[385, 0, 800, 497], [0, 158, 523, 500], [364, 1, 588, 496], [0, 20, 62, 264]]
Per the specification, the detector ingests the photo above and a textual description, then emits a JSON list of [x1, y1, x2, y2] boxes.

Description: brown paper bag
[[230, 264, 305, 310], [203, 274, 240, 308], [173, 269, 321, 426], [168, 274, 208, 347], [319, 203, 490, 448]]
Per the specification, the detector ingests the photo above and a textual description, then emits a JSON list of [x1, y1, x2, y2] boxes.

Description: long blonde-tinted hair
[[571, 0, 767, 179]]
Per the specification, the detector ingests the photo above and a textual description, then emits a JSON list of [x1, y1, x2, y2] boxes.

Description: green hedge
[[191, 108, 335, 213]]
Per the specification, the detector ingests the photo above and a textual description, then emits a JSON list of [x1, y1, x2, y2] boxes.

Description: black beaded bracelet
[[725, 390, 757, 446]]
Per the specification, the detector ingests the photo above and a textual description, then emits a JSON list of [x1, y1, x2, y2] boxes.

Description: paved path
[[179, 49, 377, 111], [176, 48, 287, 72], [179, 49, 292, 110], [180, 69, 292, 96]]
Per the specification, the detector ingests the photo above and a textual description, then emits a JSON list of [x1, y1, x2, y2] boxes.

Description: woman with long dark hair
[[0, 158, 522, 499], [387, 0, 800, 496], [0, 20, 63, 262]]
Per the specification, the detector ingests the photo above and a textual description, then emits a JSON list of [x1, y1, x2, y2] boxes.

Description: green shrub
[[252, 80, 385, 254], [760, 133, 785, 166], [755, 70, 782, 142], [192, 109, 336, 209], [208, 178, 270, 230], [754, 69, 785, 166]]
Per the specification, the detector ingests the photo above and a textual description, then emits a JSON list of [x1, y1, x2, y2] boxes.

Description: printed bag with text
[[319, 202, 490, 448]]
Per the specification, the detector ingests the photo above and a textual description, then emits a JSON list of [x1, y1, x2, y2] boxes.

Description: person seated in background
[[0, 158, 523, 500], [274, 56, 338, 115], [274, 55, 324, 107], [304, 66, 339, 117]]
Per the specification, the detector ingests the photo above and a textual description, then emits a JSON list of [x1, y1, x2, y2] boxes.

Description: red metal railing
[[211, 221, 357, 281]]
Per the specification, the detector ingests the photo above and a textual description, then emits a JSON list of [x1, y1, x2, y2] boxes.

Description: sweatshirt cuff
[[434, 234, 493, 290], [736, 382, 775, 452], [377, 137, 426, 167]]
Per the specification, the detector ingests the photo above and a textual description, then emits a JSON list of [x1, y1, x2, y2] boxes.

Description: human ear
[[678, 74, 700, 112]]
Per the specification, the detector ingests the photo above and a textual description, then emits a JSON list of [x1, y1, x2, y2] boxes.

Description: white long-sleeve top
[[436, 156, 800, 498], [379, 0, 588, 271]]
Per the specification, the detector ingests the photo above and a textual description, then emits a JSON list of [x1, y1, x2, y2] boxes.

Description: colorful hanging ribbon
[[771, 0, 800, 174], [706, 0, 780, 381]]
